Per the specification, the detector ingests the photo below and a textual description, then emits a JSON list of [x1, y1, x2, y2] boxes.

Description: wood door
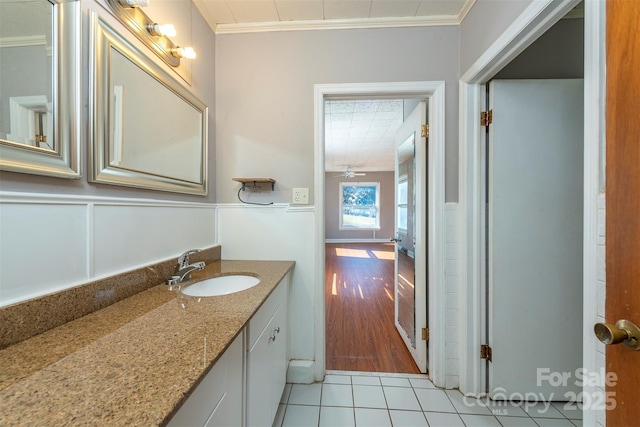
[[604, 0, 640, 424], [488, 79, 584, 398]]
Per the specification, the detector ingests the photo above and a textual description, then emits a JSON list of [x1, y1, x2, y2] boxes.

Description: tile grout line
[[279, 373, 584, 427]]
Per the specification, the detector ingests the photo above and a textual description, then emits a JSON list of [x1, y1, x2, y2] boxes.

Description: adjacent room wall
[[495, 18, 584, 79], [325, 171, 395, 241], [215, 25, 460, 204]]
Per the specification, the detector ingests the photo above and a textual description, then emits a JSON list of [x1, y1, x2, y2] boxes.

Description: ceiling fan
[[335, 166, 366, 179]]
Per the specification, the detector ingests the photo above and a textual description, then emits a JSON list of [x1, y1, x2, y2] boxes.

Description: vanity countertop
[[0, 259, 295, 426]]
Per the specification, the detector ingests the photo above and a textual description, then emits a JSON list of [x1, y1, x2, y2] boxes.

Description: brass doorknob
[[594, 320, 640, 351]]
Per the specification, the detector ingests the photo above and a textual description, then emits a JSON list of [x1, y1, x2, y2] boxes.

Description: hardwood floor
[[325, 242, 420, 374]]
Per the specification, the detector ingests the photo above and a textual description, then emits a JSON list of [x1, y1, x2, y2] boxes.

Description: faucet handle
[[178, 249, 202, 269]]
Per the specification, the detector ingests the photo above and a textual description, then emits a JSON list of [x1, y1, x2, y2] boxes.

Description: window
[[397, 178, 408, 232], [339, 182, 380, 230]]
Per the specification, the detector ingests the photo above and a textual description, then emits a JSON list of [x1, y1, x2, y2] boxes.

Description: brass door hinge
[[480, 344, 492, 362], [422, 327, 429, 341], [421, 124, 429, 138], [480, 110, 493, 127]]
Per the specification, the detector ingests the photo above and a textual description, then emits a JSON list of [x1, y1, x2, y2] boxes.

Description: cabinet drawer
[[247, 278, 288, 348]]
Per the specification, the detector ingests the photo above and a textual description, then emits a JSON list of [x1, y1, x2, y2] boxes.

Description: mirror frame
[[89, 12, 208, 195], [0, 0, 81, 179]]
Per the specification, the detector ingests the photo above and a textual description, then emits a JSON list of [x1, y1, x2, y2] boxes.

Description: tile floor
[[273, 371, 583, 427]]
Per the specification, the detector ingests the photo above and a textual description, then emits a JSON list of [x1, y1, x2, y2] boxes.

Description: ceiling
[[324, 99, 405, 173], [194, 0, 473, 33]]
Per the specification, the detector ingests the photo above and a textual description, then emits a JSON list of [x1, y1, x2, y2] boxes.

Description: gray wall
[[0, 1, 217, 203], [459, 0, 534, 75], [215, 26, 460, 204], [495, 18, 584, 79], [325, 171, 395, 240]]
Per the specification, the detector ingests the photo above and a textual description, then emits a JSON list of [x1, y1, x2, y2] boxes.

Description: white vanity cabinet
[[168, 332, 243, 427], [167, 274, 290, 427], [246, 277, 289, 427]]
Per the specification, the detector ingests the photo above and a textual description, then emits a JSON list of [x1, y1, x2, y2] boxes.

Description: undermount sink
[[181, 275, 260, 297]]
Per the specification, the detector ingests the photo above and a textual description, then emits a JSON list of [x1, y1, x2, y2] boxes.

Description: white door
[[394, 101, 428, 373], [488, 79, 583, 398]]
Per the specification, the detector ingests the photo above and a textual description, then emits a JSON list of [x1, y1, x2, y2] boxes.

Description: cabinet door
[[168, 333, 243, 427], [247, 301, 290, 427], [270, 302, 288, 415]]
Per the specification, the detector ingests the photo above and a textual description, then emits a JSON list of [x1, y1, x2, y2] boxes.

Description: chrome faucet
[[167, 249, 205, 289]]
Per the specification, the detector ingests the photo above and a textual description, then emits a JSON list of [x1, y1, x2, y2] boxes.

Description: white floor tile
[[322, 383, 354, 407], [424, 412, 465, 427], [414, 389, 457, 413], [324, 374, 352, 385], [380, 377, 411, 387], [445, 390, 492, 415], [409, 378, 436, 389], [280, 384, 292, 404], [352, 376, 382, 386], [282, 405, 320, 427], [459, 414, 502, 427], [551, 402, 583, 420], [533, 418, 576, 426], [522, 402, 564, 419], [353, 385, 387, 409], [320, 406, 355, 427], [273, 404, 286, 427], [496, 416, 538, 426], [289, 383, 322, 406], [389, 410, 429, 427], [383, 386, 421, 411], [354, 408, 391, 427]]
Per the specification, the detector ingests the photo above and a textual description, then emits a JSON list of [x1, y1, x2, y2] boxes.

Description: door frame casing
[[458, 1, 605, 426], [314, 81, 446, 386]]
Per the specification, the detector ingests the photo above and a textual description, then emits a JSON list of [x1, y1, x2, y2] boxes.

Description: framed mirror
[[89, 12, 208, 195], [0, 0, 81, 179]]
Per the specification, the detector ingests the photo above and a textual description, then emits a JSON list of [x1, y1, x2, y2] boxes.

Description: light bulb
[[171, 46, 196, 59], [147, 23, 176, 37]]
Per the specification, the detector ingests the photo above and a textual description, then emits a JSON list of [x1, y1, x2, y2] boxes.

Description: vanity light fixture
[[170, 46, 196, 59], [105, 0, 193, 68], [147, 23, 176, 38]]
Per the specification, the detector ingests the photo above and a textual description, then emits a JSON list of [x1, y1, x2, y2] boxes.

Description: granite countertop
[[0, 260, 295, 426]]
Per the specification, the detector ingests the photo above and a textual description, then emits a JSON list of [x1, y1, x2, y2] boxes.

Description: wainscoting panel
[[216, 204, 316, 369], [0, 192, 216, 307], [0, 202, 88, 305], [93, 204, 215, 277]]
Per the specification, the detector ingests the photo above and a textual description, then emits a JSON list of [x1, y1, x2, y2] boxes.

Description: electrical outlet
[[292, 188, 309, 205]]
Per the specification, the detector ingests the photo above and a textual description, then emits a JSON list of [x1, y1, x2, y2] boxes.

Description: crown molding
[[214, 14, 460, 34]]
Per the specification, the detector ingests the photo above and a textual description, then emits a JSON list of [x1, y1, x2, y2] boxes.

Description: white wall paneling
[[0, 201, 88, 305], [215, 204, 316, 380], [444, 203, 459, 389], [93, 204, 215, 276], [0, 192, 216, 307]]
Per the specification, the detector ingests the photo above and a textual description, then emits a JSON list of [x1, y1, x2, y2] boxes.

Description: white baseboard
[[287, 360, 316, 384], [324, 239, 391, 244]]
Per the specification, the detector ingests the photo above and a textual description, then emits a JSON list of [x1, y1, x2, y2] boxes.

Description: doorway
[[458, 1, 603, 418], [323, 99, 427, 374], [313, 81, 446, 385]]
